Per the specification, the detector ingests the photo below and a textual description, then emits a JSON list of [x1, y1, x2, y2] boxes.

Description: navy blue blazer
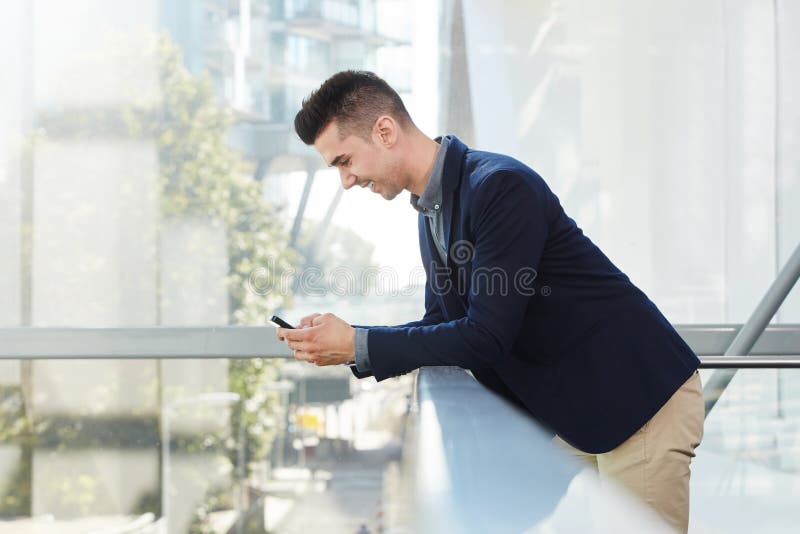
[[354, 135, 699, 454]]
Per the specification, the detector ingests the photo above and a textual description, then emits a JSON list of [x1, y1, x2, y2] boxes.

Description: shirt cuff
[[354, 328, 372, 373]]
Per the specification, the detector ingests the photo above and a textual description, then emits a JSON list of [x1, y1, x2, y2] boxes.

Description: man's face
[[313, 120, 404, 200]]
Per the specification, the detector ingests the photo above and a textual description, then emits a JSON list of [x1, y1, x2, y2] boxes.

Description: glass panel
[[2, 2, 799, 332], [1, 2, 422, 527], [443, 0, 800, 323], [0, 0, 425, 331], [692, 369, 800, 532], [0, 358, 411, 532]]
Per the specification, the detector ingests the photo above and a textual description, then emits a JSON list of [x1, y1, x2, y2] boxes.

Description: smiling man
[[276, 70, 704, 532]]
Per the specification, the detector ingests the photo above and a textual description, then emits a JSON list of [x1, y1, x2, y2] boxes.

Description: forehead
[[314, 121, 369, 164]]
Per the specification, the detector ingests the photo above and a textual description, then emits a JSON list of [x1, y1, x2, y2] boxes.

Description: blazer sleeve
[[353, 277, 446, 331], [364, 171, 550, 381], [349, 272, 447, 379]]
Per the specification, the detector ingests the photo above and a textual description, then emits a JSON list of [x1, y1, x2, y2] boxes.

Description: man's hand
[[297, 313, 321, 329], [276, 312, 355, 366]]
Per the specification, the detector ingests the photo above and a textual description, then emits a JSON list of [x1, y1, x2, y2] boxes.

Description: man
[[277, 70, 704, 532]]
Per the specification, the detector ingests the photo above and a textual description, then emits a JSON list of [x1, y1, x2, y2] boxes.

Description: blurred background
[[1, 0, 799, 532]]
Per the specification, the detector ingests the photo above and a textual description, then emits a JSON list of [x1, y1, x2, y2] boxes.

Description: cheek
[[380, 158, 400, 182]]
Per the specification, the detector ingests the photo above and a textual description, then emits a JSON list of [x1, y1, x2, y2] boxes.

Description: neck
[[406, 133, 441, 197]]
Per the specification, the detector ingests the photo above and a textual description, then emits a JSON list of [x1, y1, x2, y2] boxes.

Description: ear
[[373, 116, 398, 147]]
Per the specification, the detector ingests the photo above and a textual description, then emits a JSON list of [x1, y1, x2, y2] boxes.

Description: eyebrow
[[328, 154, 348, 167]]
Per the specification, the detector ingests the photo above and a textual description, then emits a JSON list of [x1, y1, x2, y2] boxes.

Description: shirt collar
[[410, 135, 449, 215]]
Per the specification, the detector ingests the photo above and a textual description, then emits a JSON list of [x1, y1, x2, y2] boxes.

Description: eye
[[340, 158, 351, 167]]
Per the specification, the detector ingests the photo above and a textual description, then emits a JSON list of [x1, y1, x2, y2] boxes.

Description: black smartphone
[[269, 315, 294, 329]]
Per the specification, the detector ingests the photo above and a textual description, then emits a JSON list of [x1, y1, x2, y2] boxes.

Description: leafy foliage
[[130, 35, 299, 480]]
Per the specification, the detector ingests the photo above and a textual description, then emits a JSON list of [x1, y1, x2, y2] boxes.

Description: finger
[[300, 313, 322, 328], [294, 351, 316, 363], [311, 313, 333, 326], [286, 340, 316, 354], [279, 327, 316, 342]]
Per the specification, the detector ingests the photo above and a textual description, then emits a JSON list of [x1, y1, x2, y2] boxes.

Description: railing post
[[703, 241, 800, 416]]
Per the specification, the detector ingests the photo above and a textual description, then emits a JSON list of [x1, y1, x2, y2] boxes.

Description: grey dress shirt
[[353, 136, 450, 373]]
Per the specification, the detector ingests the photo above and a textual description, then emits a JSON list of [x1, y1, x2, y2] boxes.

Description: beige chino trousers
[[553, 371, 705, 533]]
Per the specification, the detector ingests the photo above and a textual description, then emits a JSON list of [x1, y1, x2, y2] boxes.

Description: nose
[[340, 169, 357, 190]]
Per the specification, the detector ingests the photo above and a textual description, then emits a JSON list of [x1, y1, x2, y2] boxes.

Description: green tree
[[132, 34, 298, 482]]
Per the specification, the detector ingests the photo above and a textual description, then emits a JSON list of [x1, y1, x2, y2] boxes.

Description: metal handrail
[[0, 326, 292, 359], [699, 355, 800, 368], [2, 324, 799, 360], [401, 366, 671, 532], [704, 242, 800, 415]]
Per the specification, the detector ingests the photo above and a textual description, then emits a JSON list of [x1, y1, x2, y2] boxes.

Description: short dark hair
[[294, 70, 412, 145]]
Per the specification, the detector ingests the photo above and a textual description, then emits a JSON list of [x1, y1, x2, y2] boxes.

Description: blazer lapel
[[440, 135, 467, 269], [438, 135, 469, 317]]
